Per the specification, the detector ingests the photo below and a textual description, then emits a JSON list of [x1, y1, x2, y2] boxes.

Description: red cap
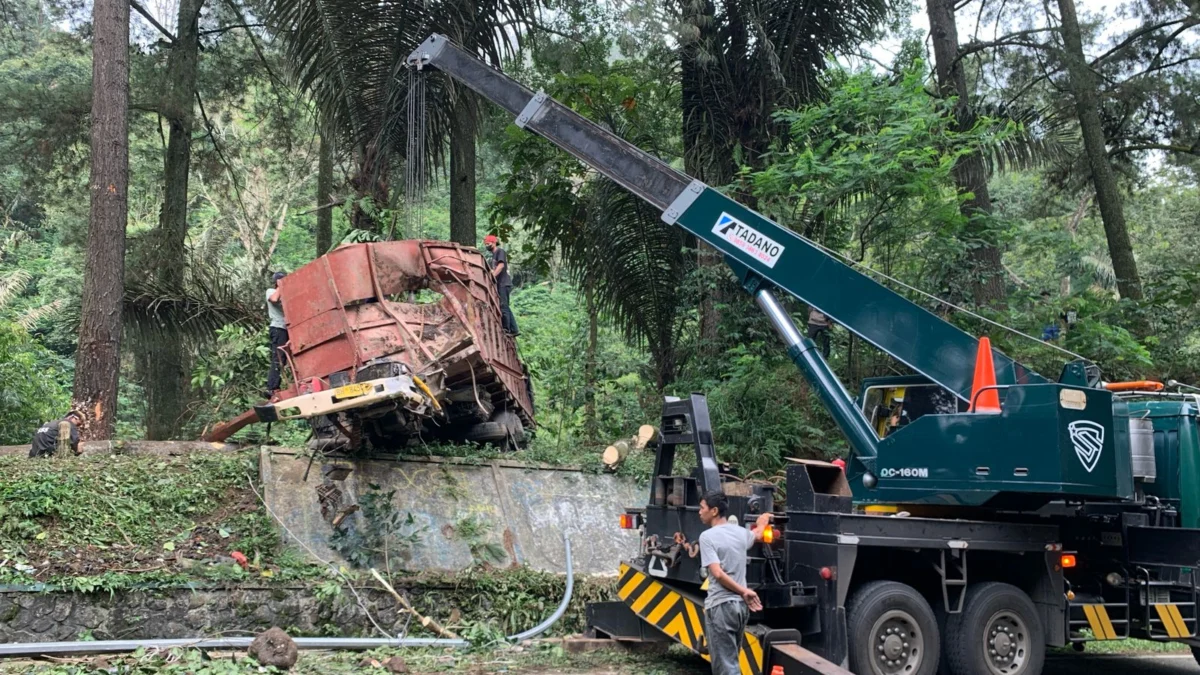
[[832, 458, 846, 470], [483, 234, 498, 245]]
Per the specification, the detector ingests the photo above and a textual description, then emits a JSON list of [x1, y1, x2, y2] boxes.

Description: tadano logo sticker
[[1068, 420, 1105, 473], [712, 213, 785, 268]]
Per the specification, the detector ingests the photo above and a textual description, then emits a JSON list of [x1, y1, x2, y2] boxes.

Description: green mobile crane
[[408, 34, 1200, 675]]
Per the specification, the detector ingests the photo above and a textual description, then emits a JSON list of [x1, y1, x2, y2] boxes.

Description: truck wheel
[[493, 410, 526, 448], [462, 412, 525, 450], [848, 580, 941, 675], [943, 582, 1044, 675]]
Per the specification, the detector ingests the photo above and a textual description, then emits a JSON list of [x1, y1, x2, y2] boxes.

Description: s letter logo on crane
[[1068, 420, 1105, 473]]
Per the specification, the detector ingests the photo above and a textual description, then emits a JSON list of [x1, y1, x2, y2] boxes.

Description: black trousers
[[807, 324, 830, 358], [267, 326, 289, 392], [498, 285, 518, 335]]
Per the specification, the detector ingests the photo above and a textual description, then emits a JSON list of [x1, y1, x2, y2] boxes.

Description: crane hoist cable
[[405, 66, 428, 240], [805, 236, 1089, 362]]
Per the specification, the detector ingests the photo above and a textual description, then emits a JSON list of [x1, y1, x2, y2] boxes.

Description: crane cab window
[[861, 383, 966, 439]]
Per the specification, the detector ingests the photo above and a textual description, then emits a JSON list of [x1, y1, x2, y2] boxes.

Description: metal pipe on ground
[[0, 535, 574, 658], [508, 533, 572, 642], [0, 637, 467, 656]]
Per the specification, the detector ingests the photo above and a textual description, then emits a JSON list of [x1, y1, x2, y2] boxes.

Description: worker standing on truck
[[698, 490, 769, 675], [266, 271, 288, 398], [483, 234, 519, 336], [29, 410, 83, 458]]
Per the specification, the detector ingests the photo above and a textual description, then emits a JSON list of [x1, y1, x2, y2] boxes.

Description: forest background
[[1, 0, 1198, 477]]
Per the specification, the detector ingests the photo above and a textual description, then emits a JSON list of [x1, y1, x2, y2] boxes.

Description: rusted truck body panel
[[205, 241, 533, 448]]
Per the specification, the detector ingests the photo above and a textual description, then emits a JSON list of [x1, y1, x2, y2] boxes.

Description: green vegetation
[[0, 451, 325, 587], [2, 0, 1198, 481], [0, 644, 708, 674]]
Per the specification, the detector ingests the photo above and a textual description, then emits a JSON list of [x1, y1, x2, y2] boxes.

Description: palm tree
[[676, 0, 893, 347], [264, 0, 534, 244]]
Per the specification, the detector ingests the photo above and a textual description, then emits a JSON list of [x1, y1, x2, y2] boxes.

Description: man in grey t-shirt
[[698, 490, 770, 675], [265, 271, 288, 398]]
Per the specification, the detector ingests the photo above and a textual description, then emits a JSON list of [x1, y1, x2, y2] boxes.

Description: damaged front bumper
[[255, 375, 432, 423]]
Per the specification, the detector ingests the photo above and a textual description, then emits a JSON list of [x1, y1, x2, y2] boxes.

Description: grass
[[402, 433, 656, 481], [0, 450, 329, 588], [1052, 637, 1191, 655], [0, 643, 709, 674]]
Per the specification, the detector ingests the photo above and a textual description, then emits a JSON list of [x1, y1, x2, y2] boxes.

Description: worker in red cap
[[483, 234, 518, 336]]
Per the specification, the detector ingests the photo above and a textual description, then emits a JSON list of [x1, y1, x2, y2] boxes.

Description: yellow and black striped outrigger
[[617, 562, 767, 675]]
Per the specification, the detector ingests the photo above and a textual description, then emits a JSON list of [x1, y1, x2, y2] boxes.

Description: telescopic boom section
[[406, 34, 1046, 413]]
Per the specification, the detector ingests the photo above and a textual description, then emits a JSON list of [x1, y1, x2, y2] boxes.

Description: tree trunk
[[1055, 0, 1143, 300], [73, 0, 130, 440], [143, 0, 203, 441], [448, 91, 477, 246], [316, 130, 333, 255], [680, 3, 734, 354], [926, 0, 1005, 306], [349, 147, 388, 233], [584, 285, 598, 443]]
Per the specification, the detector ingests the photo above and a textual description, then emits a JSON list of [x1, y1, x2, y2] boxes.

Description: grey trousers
[[705, 600, 749, 675]]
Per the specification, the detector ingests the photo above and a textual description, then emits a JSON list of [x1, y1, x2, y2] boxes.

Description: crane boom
[[403, 35, 1139, 510], [407, 35, 1046, 407]]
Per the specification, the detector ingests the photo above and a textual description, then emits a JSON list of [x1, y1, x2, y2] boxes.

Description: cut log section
[[634, 425, 660, 450], [602, 440, 631, 471]]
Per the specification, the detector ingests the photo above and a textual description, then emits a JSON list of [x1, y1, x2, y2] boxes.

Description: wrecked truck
[[204, 240, 534, 451]]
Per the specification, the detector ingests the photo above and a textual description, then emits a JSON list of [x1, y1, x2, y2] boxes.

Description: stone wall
[[0, 586, 420, 643], [0, 574, 611, 643]]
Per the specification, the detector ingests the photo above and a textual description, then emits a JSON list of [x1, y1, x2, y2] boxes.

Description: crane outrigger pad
[[612, 563, 851, 675]]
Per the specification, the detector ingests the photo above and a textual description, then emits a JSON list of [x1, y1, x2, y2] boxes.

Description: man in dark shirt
[[484, 234, 519, 336], [30, 410, 83, 458]]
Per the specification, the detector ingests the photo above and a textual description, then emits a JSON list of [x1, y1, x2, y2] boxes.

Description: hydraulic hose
[[507, 532, 573, 642]]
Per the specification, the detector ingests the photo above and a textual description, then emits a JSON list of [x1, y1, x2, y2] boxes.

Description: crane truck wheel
[[847, 580, 941, 675], [942, 582, 1044, 675]]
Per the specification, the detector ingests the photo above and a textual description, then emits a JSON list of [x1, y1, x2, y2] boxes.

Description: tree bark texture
[[73, 0, 130, 440], [316, 130, 333, 255], [584, 285, 598, 442], [144, 0, 204, 440], [448, 90, 477, 246], [1055, 0, 1143, 300], [926, 0, 1005, 306], [680, 0, 735, 354], [349, 149, 388, 233]]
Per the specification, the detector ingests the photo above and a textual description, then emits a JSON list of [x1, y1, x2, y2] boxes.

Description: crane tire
[[847, 580, 941, 675], [943, 582, 1044, 675]]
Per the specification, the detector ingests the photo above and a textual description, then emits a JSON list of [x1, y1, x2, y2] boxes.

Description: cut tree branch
[[1090, 16, 1197, 66], [956, 37, 1053, 64], [1109, 142, 1200, 156], [130, 0, 176, 43], [199, 22, 266, 36]]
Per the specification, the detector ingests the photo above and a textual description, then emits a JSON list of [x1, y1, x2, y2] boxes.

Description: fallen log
[[602, 440, 630, 472], [634, 424, 660, 450], [0, 440, 244, 457]]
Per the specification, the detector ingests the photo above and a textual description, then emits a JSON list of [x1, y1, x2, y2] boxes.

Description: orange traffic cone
[[969, 336, 1002, 414]]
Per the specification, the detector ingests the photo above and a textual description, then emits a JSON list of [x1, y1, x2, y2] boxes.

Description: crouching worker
[[698, 490, 772, 675], [29, 410, 83, 458]]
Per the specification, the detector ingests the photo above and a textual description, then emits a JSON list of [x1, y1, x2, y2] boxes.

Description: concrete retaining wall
[[262, 450, 645, 576], [0, 575, 612, 643]]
